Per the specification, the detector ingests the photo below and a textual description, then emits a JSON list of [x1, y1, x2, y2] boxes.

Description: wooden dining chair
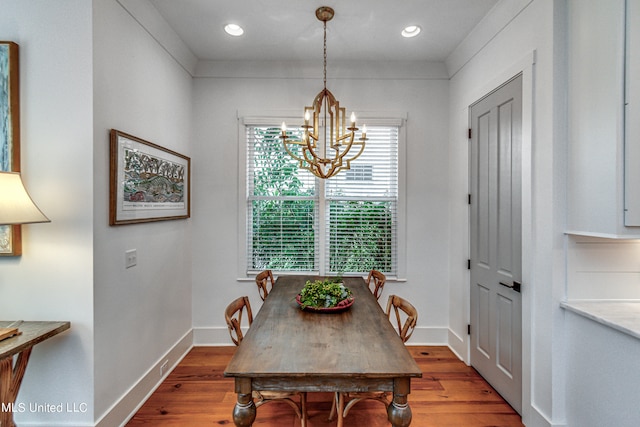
[[224, 296, 307, 426], [224, 296, 253, 346], [366, 269, 386, 301], [255, 269, 275, 301], [386, 294, 418, 343], [329, 294, 418, 426]]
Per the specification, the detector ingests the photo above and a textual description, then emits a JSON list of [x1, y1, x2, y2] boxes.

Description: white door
[[469, 74, 522, 414]]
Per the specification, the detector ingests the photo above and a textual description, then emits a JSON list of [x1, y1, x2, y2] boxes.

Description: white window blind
[[246, 122, 399, 275], [325, 126, 398, 275], [247, 125, 318, 272]]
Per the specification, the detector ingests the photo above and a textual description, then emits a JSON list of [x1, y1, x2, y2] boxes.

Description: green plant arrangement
[[297, 278, 354, 311]]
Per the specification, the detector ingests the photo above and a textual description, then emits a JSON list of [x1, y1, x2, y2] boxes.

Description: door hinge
[[467, 324, 471, 335], [468, 194, 471, 205], [468, 128, 472, 139], [467, 259, 471, 270]]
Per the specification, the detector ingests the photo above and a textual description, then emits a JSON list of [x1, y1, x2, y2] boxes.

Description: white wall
[[92, 0, 194, 424], [447, 0, 567, 426], [0, 1, 94, 426], [190, 61, 452, 346]]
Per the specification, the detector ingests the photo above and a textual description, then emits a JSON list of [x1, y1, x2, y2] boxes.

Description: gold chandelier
[[281, 6, 367, 179]]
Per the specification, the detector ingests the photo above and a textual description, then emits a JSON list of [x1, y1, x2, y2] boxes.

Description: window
[[247, 125, 317, 271], [245, 119, 400, 276]]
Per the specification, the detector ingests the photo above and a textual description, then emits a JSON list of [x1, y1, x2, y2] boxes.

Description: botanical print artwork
[[0, 43, 11, 172], [122, 148, 186, 210], [109, 129, 190, 225], [0, 227, 10, 253], [1, 43, 15, 254]]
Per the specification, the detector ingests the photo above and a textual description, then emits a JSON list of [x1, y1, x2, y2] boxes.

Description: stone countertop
[[560, 300, 640, 340]]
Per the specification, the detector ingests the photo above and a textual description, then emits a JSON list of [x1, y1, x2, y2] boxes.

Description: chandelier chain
[[323, 20, 327, 90]]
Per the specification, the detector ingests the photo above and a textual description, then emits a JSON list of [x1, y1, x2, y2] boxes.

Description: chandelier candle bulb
[[281, 122, 287, 136], [362, 124, 367, 139]]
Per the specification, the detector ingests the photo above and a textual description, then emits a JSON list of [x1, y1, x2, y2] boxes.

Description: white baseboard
[[193, 326, 239, 346], [94, 330, 193, 427], [447, 328, 469, 364], [522, 403, 566, 427], [405, 326, 449, 345]]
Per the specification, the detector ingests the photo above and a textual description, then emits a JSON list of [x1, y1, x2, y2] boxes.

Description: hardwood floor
[[126, 346, 524, 427]]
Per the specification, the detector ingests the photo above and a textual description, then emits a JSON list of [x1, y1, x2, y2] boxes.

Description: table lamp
[[0, 171, 50, 225], [0, 171, 50, 340]]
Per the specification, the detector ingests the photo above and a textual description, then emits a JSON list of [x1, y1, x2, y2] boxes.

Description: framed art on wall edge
[[109, 129, 191, 225], [1, 41, 21, 256]]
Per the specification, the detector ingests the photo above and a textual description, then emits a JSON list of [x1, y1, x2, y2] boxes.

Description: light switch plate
[[125, 249, 137, 268]]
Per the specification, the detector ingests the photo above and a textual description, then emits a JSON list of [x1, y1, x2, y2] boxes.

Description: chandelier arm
[[302, 137, 322, 163], [330, 134, 366, 174], [302, 148, 316, 165], [282, 139, 307, 164], [333, 132, 356, 158], [338, 142, 366, 173]]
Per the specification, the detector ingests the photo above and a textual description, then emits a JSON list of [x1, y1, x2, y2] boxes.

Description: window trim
[[237, 110, 407, 280]]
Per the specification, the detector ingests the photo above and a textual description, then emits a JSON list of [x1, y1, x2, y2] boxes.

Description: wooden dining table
[[224, 275, 422, 427]]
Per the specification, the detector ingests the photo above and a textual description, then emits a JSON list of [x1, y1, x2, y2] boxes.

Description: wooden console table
[[0, 321, 70, 427]]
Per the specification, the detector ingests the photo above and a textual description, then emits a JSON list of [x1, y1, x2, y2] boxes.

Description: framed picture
[[0, 41, 21, 256], [109, 129, 190, 225]]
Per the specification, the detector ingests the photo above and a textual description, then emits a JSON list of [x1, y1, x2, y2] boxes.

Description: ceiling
[[147, 0, 499, 63]]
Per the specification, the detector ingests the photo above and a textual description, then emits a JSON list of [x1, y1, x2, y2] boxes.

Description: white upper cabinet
[[624, 0, 640, 226], [567, 0, 640, 237]]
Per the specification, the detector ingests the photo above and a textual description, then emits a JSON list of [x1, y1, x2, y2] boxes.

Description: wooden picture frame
[[0, 41, 21, 256], [109, 129, 190, 225]]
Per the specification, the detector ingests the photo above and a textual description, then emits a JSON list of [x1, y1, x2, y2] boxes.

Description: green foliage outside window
[[251, 199, 316, 271], [328, 200, 393, 273]]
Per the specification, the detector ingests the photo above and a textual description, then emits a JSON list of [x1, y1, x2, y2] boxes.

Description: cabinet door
[[625, 0, 640, 225], [567, 0, 628, 235]]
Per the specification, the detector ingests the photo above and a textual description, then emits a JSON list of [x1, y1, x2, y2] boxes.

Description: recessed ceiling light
[[401, 25, 421, 38], [224, 23, 244, 37]]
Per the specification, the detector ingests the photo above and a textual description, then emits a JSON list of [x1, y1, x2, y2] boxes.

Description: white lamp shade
[[0, 171, 50, 225]]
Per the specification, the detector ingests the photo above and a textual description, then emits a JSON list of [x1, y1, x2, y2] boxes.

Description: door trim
[[469, 72, 523, 413], [461, 50, 535, 422]]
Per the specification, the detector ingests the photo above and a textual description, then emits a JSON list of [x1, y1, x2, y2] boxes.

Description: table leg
[[1, 348, 33, 427], [232, 378, 256, 427], [387, 377, 412, 427]]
